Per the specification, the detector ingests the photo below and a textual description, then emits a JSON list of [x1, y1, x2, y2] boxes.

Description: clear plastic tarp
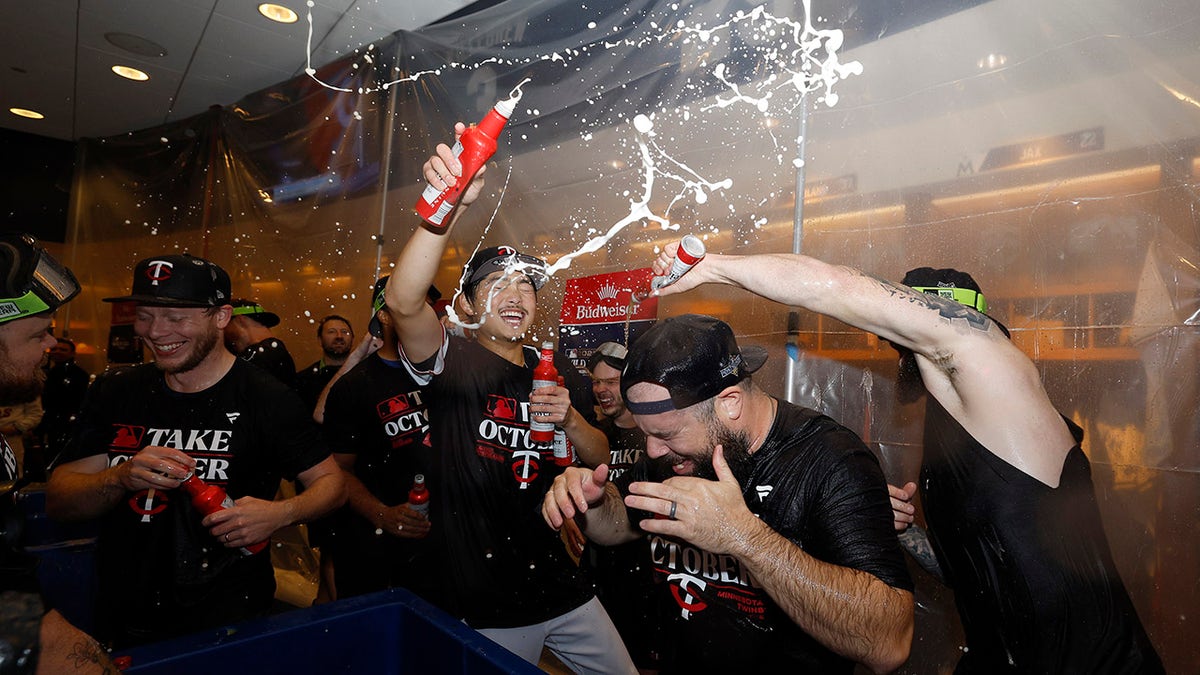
[[63, 0, 1198, 671]]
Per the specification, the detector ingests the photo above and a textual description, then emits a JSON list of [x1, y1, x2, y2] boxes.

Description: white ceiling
[[0, 0, 476, 141]]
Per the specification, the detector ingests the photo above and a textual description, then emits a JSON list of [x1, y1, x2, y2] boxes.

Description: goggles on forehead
[[910, 286, 987, 313], [0, 235, 80, 325], [231, 304, 268, 317], [595, 342, 628, 359]]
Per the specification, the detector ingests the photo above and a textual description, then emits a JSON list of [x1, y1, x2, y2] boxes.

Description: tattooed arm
[[648, 244, 1076, 487], [898, 525, 945, 583]]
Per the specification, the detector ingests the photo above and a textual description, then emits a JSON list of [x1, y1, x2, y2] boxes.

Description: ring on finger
[[668, 500, 678, 520]]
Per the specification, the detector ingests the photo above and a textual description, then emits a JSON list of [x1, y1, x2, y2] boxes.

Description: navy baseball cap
[[464, 246, 548, 291], [621, 314, 767, 414], [103, 254, 230, 308]]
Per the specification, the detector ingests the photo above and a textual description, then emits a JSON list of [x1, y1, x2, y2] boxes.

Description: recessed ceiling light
[[9, 108, 44, 120], [112, 65, 150, 81], [977, 53, 1007, 70], [258, 3, 299, 24]]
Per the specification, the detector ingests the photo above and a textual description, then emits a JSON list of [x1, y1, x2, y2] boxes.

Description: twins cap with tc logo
[[103, 254, 231, 307]]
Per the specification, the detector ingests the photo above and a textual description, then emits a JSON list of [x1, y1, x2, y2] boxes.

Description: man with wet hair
[[543, 314, 913, 673], [47, 253, 344, 649], [382, 128, 633, 672], [641, 243, 1163, 673]]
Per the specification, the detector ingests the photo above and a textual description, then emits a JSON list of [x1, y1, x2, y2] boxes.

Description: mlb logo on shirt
[[377, 393, 412, 420], [111, 424, 145, 449], [487, 395, 518, 421]]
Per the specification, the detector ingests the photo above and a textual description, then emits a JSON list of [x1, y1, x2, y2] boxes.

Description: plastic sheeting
[[62, 0, 1198, 671]]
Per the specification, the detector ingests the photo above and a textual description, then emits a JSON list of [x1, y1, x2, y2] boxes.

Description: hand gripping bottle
[[415, 86, 524, 228], [408, 474, 430, 517], [180, 473, 267, 555], [552, 376, 574, 466], [530, 341, 557, 447], [651, 234, 706, 291]]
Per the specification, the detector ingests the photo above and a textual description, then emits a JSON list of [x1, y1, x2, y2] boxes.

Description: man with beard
[[295, 315, 353, 413], [543, 315, 914, 674], [382, 130, 633, 672], [47, 253, 345, 649], [0, 232, 113, 673], [640, 244, 1163, 673]]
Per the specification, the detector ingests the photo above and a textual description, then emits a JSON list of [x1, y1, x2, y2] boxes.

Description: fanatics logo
[[755, 485, 772, 502], [144, 260, 174, 286], [111, 424, 145, 449], [225, 412, 241, 423]]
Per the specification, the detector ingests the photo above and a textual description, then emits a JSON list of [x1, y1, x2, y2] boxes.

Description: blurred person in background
[[295, 315, 353, 413], [32, 338, 90, 481], [225, 299, 295, 387]]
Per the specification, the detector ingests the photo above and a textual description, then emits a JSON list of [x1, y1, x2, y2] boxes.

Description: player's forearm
[[45, 465, 125, 521], [283, 470, 346, 527], [735, 518, 914, 674], [562, 409, 609, 468], [342, 473, 390, 528]]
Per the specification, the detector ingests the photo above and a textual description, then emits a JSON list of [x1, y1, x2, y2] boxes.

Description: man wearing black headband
[[381, 129, 632, 671], [639, 243, 1162, 673], [544, 314, 914, 673]]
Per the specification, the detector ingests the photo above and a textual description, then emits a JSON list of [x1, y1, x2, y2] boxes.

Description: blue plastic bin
[[116, 588, 541, 674], [15, 485, 99, 632]]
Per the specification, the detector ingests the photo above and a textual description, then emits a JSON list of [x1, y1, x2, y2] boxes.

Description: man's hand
[[115, 445, 195, 492], [650, 239, 713, 297], [542, 464, 609, 530], [889, 482, 917, 532], [370, 503, 431, 540], [423, 122, 488, 208], [626, 445, 758, 556], [202, 496, 287, 550], [530, 383, 574, 427]]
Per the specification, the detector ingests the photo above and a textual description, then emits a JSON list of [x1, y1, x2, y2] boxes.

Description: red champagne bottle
[[180, 473, 267, 555], [415, 94, 520, 228], [408, 474, 430, 516], [552, 376, 573, 466], [530, 341, 557, 447]]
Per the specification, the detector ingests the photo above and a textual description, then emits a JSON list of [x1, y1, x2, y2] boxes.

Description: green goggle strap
[[0, 290, 53, 324], [910, 286, 987, 313]]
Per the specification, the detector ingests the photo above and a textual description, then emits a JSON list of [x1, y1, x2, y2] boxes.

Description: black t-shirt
[[322, 354, 434, 596], [238, 338, 296, 387], [616, 400, 912, 673], [921, 400, 1163, 673], [61, 360, 329, 647], [403, 336, 595, 628], [295, 360, 339, 413]]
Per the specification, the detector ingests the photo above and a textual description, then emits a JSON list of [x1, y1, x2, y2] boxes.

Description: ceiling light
[[9, 108, 44, 120], [258, 4, 299, 24], [112, 65, 149, 81], [977, 53, 1007, 70]]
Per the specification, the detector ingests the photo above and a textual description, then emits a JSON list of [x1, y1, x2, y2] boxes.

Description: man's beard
[[692, 416, 755, 485], [895, 348, 927, 405], [156, 324, 220, 375], [0, 361, 45, 406], [322, 343, 351, 359]]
